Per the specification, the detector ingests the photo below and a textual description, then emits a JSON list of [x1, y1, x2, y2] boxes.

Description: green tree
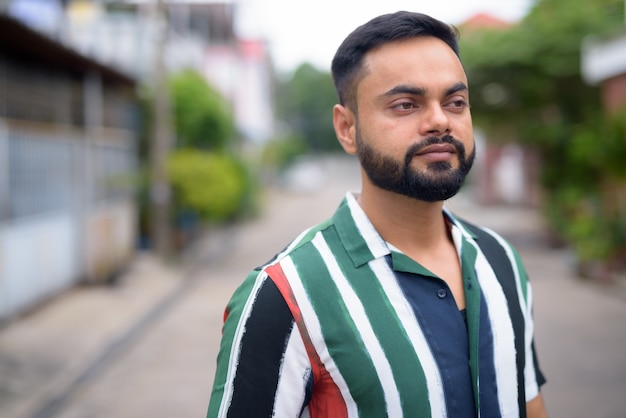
[[460, 0, 626, 271], [166, 70, 257, 226], [168, 149, 248, 222], [169, 69, 235, 150], [276, 63, 340, 152], [460, 0, 624, 139], [136, 70, 258, 249]]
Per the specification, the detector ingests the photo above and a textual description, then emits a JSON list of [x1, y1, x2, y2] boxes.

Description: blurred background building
[[0, 10, 138, 321], [0, 0, 274, 322], [582, 28, 626, 113], [63, 0, 274, 144], [1, 0, 623, 321]]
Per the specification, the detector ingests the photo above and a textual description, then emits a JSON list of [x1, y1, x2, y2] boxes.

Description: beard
[[356, 131, 476, 202]]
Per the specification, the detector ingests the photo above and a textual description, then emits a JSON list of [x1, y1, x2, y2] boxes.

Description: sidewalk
[[0, 223, 235, 418], [0, 253, 182, 418]]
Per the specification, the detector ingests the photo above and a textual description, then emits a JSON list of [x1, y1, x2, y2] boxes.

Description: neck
[[356, 179, 450, 253]]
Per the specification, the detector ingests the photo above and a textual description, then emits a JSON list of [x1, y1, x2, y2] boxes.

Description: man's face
[[351, 36, 475, 202]]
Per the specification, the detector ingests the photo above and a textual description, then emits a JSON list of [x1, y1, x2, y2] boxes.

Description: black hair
[[331, 11, 460, 108]]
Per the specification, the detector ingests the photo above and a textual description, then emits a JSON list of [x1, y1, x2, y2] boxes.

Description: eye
[[445, 98, 469, 112], [390, 101, 417, 111]]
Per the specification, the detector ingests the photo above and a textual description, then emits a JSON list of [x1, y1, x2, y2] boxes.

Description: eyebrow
[[445, 82, 469, 96], [380, 82, 468, 98]]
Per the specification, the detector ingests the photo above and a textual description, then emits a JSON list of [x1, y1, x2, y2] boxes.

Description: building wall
[[0, 22, 139, 321], [473, 136, 542, 207], [65, 2, 275, 145], [602, 73, 626, 113], [0, 120, 137, 322], [0, 211, 78, 320], [204, 40, 274, 145]]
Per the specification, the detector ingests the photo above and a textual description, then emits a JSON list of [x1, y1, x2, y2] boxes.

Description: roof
[[0, 13, 135, 86], [459, 13, 514, 31]]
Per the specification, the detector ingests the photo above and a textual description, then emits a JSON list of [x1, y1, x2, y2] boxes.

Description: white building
[[64, 0, 275, 144], [0, 13, 139, 321]]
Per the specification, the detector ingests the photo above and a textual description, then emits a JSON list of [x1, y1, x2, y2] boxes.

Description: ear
[[333, 104, 357, 155]]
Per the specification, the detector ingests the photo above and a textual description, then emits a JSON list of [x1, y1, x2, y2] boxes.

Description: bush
[[169, 70, 235, 151], [168, 149, 248, 222], [545, 111, 626, 266]]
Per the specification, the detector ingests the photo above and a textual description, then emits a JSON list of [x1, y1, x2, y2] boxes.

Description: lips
[[415, 143, 456, 155], [412, 143, 457, 163]]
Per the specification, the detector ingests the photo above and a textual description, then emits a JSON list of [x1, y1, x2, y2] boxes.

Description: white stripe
[[217, 224, 321, 416], [454, 220, 536, 409], [279, 225, 322, 260], [482, 228, 529, 318], [273, 325, 312, 416], [469, 240, 519, 417], [217, 271, 269, 418], [280, 256, 359, 417], [485, 230, 540, 399], [369, 256, 448, 418], [312, 235, 404, 416], [346, 192, 390, 259], [523, 281, 539, 399]]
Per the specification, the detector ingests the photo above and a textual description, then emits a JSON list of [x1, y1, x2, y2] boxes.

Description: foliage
[[169, 69, 235, 151], [135, 73, 250, 246], [460, 0, 624, 140], [275, 63, 340, 152], [261, 134, 309, 171], [552, 112, 626, 262], [459, 0, 626, 266], [168, 149, 248, 222]]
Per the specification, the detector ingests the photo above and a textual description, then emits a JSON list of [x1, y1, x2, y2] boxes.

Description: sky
[[236, 0, 534, 73]]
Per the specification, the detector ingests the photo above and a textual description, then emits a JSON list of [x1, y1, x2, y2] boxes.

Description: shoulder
[[256, 216, 336, 271]]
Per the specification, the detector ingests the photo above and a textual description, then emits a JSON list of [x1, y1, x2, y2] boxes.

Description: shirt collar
[[332, 192, 478, 269], [333, 192, 389, 268]]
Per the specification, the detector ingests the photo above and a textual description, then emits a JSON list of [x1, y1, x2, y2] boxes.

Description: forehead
[[357, 36, 467, 99]]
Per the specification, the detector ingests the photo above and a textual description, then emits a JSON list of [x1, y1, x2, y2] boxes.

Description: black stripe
[[531, 339, 547, 387], [459, 219, 527, 418], [228, 278, 295, 417]]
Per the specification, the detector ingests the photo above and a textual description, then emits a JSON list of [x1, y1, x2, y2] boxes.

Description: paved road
[[1, 155, 625, 418]]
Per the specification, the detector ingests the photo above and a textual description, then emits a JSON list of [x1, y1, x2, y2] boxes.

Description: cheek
[[359, 116, 411, 154], [454, 117, 474, 146]]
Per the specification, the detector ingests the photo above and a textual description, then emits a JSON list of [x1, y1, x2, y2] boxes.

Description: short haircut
[[331, 11, 460, 109]]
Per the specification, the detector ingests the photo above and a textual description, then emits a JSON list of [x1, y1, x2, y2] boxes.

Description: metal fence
[[1, 121, 136, 222]]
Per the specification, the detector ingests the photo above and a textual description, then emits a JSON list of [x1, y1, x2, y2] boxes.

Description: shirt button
[[437, 289, 447, 298]]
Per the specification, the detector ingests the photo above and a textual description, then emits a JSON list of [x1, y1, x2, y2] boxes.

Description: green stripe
[[207, 270, 260, 417], [460, 238, 481, 415], [322, 228, 432, 418], [511, 247, 529, 304], [291, 240, 388, 418], [390, 251, 436, 277], [333, 197, 377, 267], [290, 218, 333, 253]]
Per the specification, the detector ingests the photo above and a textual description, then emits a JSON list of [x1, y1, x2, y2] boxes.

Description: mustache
[[404, 135, 465, 166]]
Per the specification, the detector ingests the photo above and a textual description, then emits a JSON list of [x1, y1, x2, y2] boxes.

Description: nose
[[421, 104, 450, 136]]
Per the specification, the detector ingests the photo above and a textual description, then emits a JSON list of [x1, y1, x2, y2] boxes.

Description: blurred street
[[1, 156, 625, 418]]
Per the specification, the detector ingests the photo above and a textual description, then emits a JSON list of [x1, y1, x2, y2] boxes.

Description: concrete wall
[[0, 201, 136, 322], [0, 212, 78, 320]]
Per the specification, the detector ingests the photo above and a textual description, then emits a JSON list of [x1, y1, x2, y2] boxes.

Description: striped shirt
[[208, 192, 545, 418]]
